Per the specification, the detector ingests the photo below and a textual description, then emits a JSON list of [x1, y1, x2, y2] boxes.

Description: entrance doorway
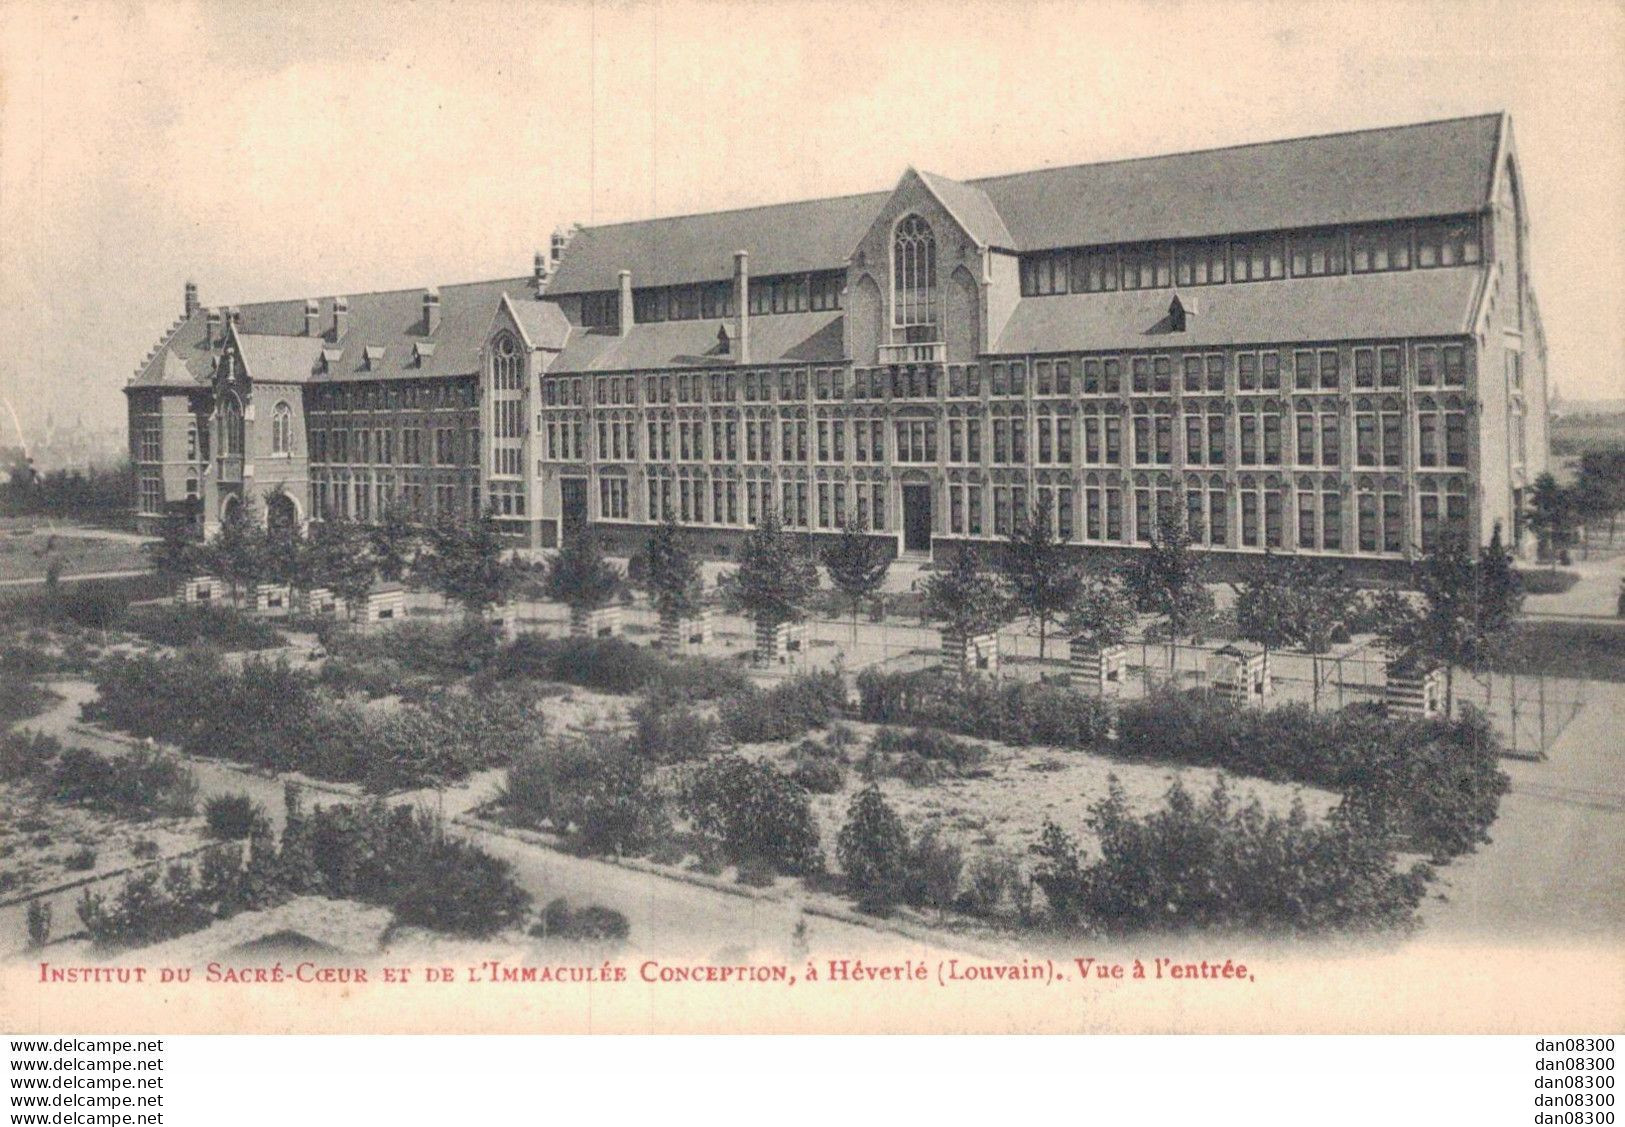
[[560, 478, 589, 542], [902, 484, 932, 554]]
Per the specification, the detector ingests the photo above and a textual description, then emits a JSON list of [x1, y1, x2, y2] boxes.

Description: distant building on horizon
[[125, 111, 1548, 574]]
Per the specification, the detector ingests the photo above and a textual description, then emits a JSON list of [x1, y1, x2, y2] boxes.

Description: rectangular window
[[1355, 349, 1376, 389], [1381, 412, 1403, 468], [1208, 415, 1226, 465], [1231, 233, 1287, 282], [1237, 353, 1257, 391], [1321, 414, 1340, 467], [1383, 494, 1404, 553], [1175, 240, 1228, 286], [1442, 345, 1467, 387], [1120, 244, 1171, 290], [1153, 356, 1172, 393], [1102, 359, 1121, 395], [1299, 493, 1317, 549], [1414, 217, 1482, 268], [1070, 247, 1120, 293], [1261, 353, 1281, 390], [1350, 225, 1412, 273], [1445, 412, 1468, 467], [1183, 356, 1203, 393], [1262, 415, 1281, 465], [1242, 492, 1260, 547], [1297, 415, 1316, 465], [1289, 229, 1347, 277], [1209, 490, 1227, 546], [1322, 492, 1341, 550]]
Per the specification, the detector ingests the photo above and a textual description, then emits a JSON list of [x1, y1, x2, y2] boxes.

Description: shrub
[[719, 671, 846, 744], [49, 746, 197, 820], [1, 731, 61, 783], [681, 755, 824, 875], [532, 898, 631, 943], [856, 670, 1109, 750], [836, 786, 909, 911], [1115, 692, 1510, 860], [491, 635, 749, 702], [124, 605, 286, 651], [26, 899, 52, 948], [321, 618, 498, 678], [734, 856, 779, 887], [204, 794, 266, 841], [964, 851, 1022, 917], [789, 757, 846, 795], [1032, 777, 1431, 935], [869, 727, 987, 774], [901, 826, 962, 912], [0, 679, 60, 728], [503, 735, 669, 856], [65, 846, 98, 871], [629, 697, 726, 764]]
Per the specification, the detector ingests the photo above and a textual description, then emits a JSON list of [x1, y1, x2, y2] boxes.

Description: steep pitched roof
[[915, 169, 1015, 249], [234, 332, 324, 384], [504, 295, 573, 351], [545, 114, 1505, 293], [992, 268, 1483, 355], [545, 192, 889, 295], [548, 311, 844, 373], [128, 276, 537, 391]]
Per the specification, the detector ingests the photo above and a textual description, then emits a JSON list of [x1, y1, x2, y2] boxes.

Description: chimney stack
[[304, 299, 320, 337], [617, 270, 633, 339], [205, 309, 221, 349], [533, 250, 549, 292], [184, 281, 199, 319], [551, 227, 571, 266], [422, 288, 441, 335], [331, 296, 349, 341], [732, 250, 750, 365]]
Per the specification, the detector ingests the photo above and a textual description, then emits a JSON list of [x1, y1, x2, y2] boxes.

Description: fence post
[[1539, 673, 1547, 755]]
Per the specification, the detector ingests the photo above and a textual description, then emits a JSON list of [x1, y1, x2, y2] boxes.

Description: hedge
[[488, 635, 751, 701], [855, 669, 1112, 751], [1115, 691, 1510, 859]]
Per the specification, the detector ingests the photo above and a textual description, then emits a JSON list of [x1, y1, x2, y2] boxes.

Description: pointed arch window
[[271, 401, 293, 455], [220, 394, 244, 458], [892, 215, 938, 333]]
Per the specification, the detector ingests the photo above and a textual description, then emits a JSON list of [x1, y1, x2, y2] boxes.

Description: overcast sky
[[1, 0, 1621, 446]]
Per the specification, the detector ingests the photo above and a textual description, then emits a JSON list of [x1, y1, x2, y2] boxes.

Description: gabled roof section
[[128, 276, 536, 389], [975, 113, 1505, 250], [234, 332, 324, 384], [993, 268, 1482, 355], [545, 192, 889, 295], [548, 311, 844, 374], [503, 295, 572, 352], [544, 114, 1506, 294], [914, 169, 1015, 249]]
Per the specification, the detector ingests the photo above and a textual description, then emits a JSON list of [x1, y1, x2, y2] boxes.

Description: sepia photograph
[[0, 0, 1621, 1039]]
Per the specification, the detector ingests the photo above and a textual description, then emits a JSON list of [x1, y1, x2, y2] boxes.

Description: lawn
[[0, 526, 149, 583]]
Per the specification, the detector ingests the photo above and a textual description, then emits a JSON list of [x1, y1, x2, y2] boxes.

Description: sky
[[1, 0, 1621, 449]]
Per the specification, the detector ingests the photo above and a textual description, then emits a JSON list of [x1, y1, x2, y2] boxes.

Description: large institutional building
[[127, 113, 1547, 572]]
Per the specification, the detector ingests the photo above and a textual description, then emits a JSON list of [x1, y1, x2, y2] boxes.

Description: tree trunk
[[1038, 617, 1047, 662], [1444, 666, 1455, 718]]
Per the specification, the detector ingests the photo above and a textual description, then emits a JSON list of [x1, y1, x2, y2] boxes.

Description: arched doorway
[[266, 491, 299, 537]]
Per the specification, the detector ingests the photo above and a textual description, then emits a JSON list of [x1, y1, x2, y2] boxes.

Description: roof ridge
[[223, 274, 534, 314], [965, 112, 1507, 187], [575, 188, 891, 234]]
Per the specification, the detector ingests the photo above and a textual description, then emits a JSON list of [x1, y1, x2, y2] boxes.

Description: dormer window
[[321, 347, 343, 373], [363, 345, 386, 371], [413, 341, 437, 368]]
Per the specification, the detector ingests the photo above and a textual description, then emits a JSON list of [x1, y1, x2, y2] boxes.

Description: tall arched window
[[892, 215, 938, 333], [271, 401, 292, 454], [491, 333, 521, 390], [220, 394, 244, 458]]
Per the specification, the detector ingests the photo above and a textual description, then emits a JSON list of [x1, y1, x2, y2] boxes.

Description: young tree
[[422, 511, 513, 618], [1375, 528, 1524, 713], [1125, 512, 1214, 672], [836, 786, 909, 912], [1062, 570, 1137, 651], [146, 509, 200, 591], [730, 510, 818, 631], [1003, 503, 1081, 661], [303, 516, 376, 615], [922, 546, 1007, 675], [821, 520, 892, 643], [544, 524, 622, 613], [1234, 550, 1296, 664], [262, 496, 304, 589], [642, 515, 703, 624], [206, 498, 267, 605], [370, 496, 420, 582], [1575, 449, 1625, 547], [1525, 472, 1574, 569], [1286, 557, 1361, 707]]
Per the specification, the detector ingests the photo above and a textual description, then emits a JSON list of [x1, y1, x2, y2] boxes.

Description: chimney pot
[[422, 288, 441, 335]]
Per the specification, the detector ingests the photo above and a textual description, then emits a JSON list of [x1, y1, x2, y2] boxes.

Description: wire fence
[[396, 588, 1591, 758]]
